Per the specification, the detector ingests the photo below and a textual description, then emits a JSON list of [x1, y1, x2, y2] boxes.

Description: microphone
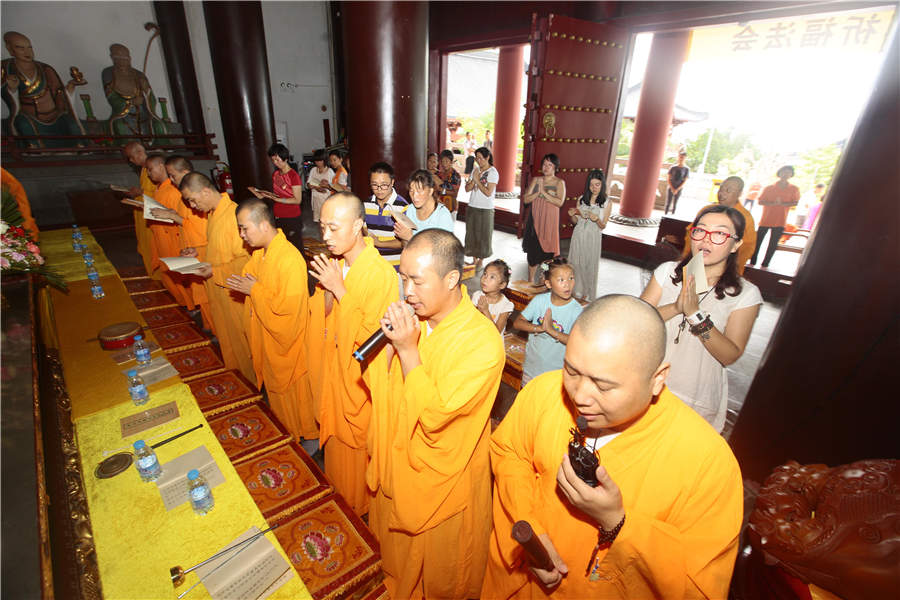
[[352, 303, 415, 363]]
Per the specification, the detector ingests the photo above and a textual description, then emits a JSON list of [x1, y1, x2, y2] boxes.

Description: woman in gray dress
[[567, 169, 611, 301]]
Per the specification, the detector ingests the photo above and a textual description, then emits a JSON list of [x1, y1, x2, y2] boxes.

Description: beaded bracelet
[[689, 315, 714, 339]]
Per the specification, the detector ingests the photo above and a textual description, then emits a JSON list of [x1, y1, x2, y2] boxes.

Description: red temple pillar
[[617, 31, 691, 224], [341, 1, 428, 199], [493, 44, 525, 193]]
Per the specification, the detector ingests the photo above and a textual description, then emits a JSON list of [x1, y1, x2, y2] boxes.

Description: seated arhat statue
[[101, 43, 165, 137], [1, 31, 86, 146]]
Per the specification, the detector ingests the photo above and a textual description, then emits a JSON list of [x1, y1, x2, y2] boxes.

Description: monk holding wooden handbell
[[308, 192, 398, 515], [482, 294, 743, 598], [365, 229, 504, 598]]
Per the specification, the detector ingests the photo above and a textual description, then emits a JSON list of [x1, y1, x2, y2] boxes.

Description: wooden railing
[[1, 132, 219, 168]]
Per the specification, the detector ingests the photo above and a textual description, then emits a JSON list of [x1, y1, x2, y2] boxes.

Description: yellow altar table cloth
[[39, 228, 117, 282], [49, 274, 175, 420], [76, 383, 310, 599]]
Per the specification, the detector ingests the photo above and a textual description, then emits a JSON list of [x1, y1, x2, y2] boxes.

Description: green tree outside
[[684, 128, 760, 175]]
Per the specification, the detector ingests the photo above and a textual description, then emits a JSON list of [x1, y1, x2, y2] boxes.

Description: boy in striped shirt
[[365, 161, 409, 269]]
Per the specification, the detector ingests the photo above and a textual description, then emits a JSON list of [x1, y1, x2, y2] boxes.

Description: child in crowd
[[472, 259, 514, 333], [513, 256, 583, 385]]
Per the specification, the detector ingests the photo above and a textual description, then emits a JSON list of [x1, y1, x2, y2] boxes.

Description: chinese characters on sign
[[728, 11, 892, 53]]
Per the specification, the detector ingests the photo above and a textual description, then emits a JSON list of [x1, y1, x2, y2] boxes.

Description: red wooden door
[[521, 14, 630, 239]]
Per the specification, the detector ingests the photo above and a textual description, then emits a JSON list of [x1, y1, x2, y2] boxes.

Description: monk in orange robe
[[364, 229, 504, 598], [179, 172, 255, 384], [683, 176, 757, 275], [308, 192, 398, 514], [123, 141, 156, 276], [482, 294, 743, 598], [148, 155, 214, 330], [226, 198, 314, 444], [1, 167, 39, 240], [145, 154, 188, 306]]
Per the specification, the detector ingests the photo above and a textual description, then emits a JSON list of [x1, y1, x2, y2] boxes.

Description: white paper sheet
[[684, 251, 710, 294], [143, 195, 175, 223], [155, 445, 225, 510], [160, 256, 210, 274], [195, 526, 292, 600]]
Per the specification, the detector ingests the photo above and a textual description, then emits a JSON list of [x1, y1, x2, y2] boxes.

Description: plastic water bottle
[[127, 369, 149, 405], [133, 334, 151, 366], [90, 282, 106, 299], [187, 469, 214, 515], [81, 246, 94, 263], [86, 261, 100, 284], [133, 440, 162, 482], [71, 224, 83, 251]]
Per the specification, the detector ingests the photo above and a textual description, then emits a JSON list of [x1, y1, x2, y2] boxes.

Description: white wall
[[181, 0, 228, 163], [261, 1, 335, 155], [1, 1, 171, 123]]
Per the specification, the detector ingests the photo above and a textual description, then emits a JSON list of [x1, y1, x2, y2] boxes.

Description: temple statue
[[101, 43, 165, 137], [1, 31, 86, 147]]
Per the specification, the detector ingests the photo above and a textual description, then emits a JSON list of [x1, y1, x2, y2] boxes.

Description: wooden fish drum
[[98, 321, 143, 350]]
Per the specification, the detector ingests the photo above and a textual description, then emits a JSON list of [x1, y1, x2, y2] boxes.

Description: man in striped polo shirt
[[365, 161, 409, 269]]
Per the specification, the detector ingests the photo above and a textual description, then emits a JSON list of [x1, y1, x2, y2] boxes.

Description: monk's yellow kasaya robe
[[1, 168, 39, 241], [150, 178, 188, 305], [204, 194, 254, 384], [243, 230, 314, 440], [135, 167, 156, 277], [482, 371, 744, 599], [364, 287, 504, 599], [315, 238, 398, 516], [174, 193, 212, 330]]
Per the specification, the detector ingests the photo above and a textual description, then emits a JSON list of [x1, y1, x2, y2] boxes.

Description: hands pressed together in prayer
[[380, 301, 421, 376], [225, 273, 257, 295], [541, 308, 556, 336], [675, 274, 701, 317], [309, 253, 347, 301], [528, 455, 625, 588]]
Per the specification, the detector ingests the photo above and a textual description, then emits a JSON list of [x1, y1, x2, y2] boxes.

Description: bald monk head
[[236, 198, 278, 250], [399, 229, 464, 325], [164, 155, 193, 187], [717, 176, 744, 208], [144, 153, 167, 185], [564, 294, 670, 434], [179, 171, 221, 212], [320, 192, 365, 260], [123, 141, 147, 168]]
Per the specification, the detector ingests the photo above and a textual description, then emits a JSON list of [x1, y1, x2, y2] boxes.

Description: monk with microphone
[[482, 294, 743, 598], [308, 192, 398, 515], [364, 229, 504, 598]]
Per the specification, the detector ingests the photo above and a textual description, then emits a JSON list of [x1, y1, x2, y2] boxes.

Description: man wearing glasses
[[364, 161, 409, 269]]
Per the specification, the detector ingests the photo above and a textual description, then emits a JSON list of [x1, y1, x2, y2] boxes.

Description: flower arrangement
[[1, 188, 66, 291]]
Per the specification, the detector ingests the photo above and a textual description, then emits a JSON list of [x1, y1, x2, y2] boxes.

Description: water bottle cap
[[134, 335, 143, 340], [187, 469, 200, 480], [133, 440, 146, 449], [127, 369, 137, 377], [72, 224, 78, 228]]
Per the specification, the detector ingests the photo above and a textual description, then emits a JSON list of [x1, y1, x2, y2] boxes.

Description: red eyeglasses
[[689, 227, 738, 245]]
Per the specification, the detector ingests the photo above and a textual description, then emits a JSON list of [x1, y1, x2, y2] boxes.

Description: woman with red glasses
[[640, 205, 762, 433]]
